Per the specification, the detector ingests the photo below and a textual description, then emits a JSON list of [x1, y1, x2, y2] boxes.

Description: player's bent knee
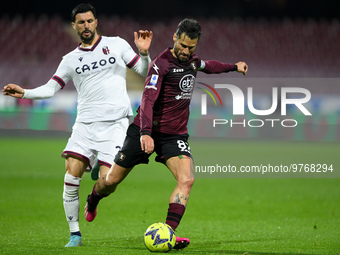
[[105, 165, 131, 188], [104, 177, 118, 188], [187, 177, 195, 188], [178, 176, 195, 189], [104, 174, 124, 189]]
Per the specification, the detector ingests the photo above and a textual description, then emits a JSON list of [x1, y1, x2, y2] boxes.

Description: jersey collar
[[77, 36, 102, 52]]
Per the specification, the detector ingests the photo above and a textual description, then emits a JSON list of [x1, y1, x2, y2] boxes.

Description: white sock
[[63, 173, 81, 233]]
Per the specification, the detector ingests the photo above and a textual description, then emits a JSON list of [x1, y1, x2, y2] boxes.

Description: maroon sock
[[166, 203, 186, 231], [87, 185, 107, 212]]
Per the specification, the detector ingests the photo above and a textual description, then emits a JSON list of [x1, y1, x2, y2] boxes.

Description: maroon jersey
[[133, 48, 236, 135]]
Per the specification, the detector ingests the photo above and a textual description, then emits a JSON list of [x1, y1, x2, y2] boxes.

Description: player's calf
[[84, 195, 97, 222], [84, 185, 109, 222]]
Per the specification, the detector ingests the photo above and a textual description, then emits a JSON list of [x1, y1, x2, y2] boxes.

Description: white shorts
[[62, 118, 129, 171]]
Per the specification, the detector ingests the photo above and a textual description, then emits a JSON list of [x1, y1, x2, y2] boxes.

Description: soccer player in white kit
[[2, 3, 153, 247]]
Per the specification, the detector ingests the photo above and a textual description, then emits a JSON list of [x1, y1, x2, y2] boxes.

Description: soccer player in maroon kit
[[85, 18, 248, 250]]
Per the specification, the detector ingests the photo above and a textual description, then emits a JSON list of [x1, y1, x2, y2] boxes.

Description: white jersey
[[24, 35, 150, 122]]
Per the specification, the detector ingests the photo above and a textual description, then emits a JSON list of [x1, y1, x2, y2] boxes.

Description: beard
[[174, 46, 190, 62], [79, 29, 95, 44]]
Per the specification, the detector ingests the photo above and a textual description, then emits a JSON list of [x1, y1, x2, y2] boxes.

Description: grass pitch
[[0, 136, 339, 254]]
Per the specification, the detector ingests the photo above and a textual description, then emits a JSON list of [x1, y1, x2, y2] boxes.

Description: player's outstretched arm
[[2, 84, 24, 98], [235, 61, 248, 75], [4, 80, 61, 100], [134, 30, 153, 56]]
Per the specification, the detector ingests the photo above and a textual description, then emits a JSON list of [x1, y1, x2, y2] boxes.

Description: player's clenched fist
[[235, 62, 248, 75]]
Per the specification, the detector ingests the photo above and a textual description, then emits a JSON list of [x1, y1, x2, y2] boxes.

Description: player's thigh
[[62, 122, 97, 170], [155, 133, 193, 180], [154, 133, 191, 164], [96, 118, 129, 168], [99, 165, 110, 177], [65, 156, 88, 178], [106, 163, 133, 186], [114, 123, 151, 168]]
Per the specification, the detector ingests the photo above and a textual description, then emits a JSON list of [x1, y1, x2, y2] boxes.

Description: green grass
[[0, 137, 339, 254]]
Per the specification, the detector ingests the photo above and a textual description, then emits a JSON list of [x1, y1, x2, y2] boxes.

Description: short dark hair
[[176, 18, 202, 41], [71, 3, 97, 22]]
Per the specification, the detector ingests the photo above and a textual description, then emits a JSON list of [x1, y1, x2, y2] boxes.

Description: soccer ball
[[144, 222, 176, 252]]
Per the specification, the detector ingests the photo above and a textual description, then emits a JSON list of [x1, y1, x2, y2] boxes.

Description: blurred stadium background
[[0, 0, 339, 141]]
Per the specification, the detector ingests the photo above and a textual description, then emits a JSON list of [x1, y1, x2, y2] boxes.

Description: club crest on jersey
[[102, 46, 110, 55], [118, 152, 126, 161], [190, 61, 197, 72]]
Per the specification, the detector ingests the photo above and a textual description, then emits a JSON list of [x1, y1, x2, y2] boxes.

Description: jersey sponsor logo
[[175, 92, 192, 100], [102, 46, 110, 55], [75, 57, 116, 74], [179, 74, 195, 92], [79, 57, 83, 62], [176, 74, 195, 100], [173, 68, 184, 73]]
